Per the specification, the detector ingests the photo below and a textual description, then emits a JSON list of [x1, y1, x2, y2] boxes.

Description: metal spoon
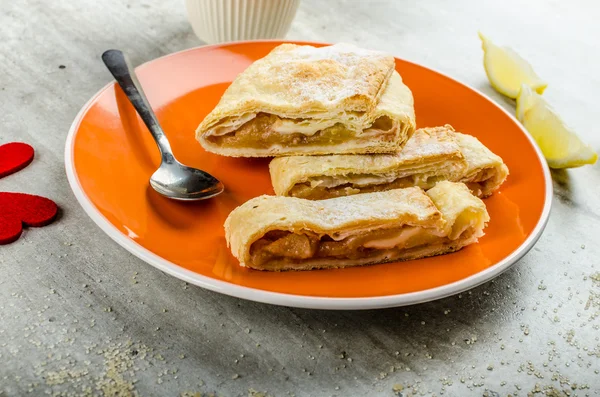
[[101, 49, 224, 201]]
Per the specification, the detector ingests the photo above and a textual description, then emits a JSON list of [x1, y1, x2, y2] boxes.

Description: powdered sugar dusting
[[289, 43, 386, 62], [239, 42, 394, 109]]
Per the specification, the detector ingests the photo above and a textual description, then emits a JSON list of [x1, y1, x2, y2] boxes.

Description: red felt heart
[[0, 142, 34, 178], [0, 193, 58, 244]]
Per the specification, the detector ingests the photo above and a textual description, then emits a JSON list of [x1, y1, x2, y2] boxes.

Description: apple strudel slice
[[224, 181, 489, 271], [196, 43, 416, 157], [270, 125, 508, 199]]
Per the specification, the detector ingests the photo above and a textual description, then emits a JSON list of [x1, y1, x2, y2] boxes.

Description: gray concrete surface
[[1, 0, 600, 396]]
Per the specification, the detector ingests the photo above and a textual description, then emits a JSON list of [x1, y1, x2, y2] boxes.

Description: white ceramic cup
[[186, 0, 300, 44]]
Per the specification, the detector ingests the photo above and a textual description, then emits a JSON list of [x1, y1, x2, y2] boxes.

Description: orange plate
[[65, 41, 551, 309]]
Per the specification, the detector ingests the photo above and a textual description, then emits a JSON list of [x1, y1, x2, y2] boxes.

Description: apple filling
[[288, 174, 447, 200], [206, 113, 397, 149], [248, 225, 458, 270], [288, 167, 500, 200]]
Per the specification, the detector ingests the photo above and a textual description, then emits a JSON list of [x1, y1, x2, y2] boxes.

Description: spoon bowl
[[102, 49, 224, 201], [150, 162, 224, 201]]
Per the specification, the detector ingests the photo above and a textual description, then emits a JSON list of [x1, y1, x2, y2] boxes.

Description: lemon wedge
[[516, 84, 597, 168], [479, 32, 547, 99]]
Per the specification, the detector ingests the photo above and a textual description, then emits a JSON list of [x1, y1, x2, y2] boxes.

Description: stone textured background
[[1, 0, 599, 395]]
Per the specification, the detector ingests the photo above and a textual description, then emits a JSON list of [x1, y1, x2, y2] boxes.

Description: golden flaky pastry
[[269, 125, 509, 199], [196, 43, 416, 157], [224, 182, 489, 271]]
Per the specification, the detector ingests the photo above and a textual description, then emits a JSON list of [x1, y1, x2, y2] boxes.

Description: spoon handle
[[101, 49, 175, 163]]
